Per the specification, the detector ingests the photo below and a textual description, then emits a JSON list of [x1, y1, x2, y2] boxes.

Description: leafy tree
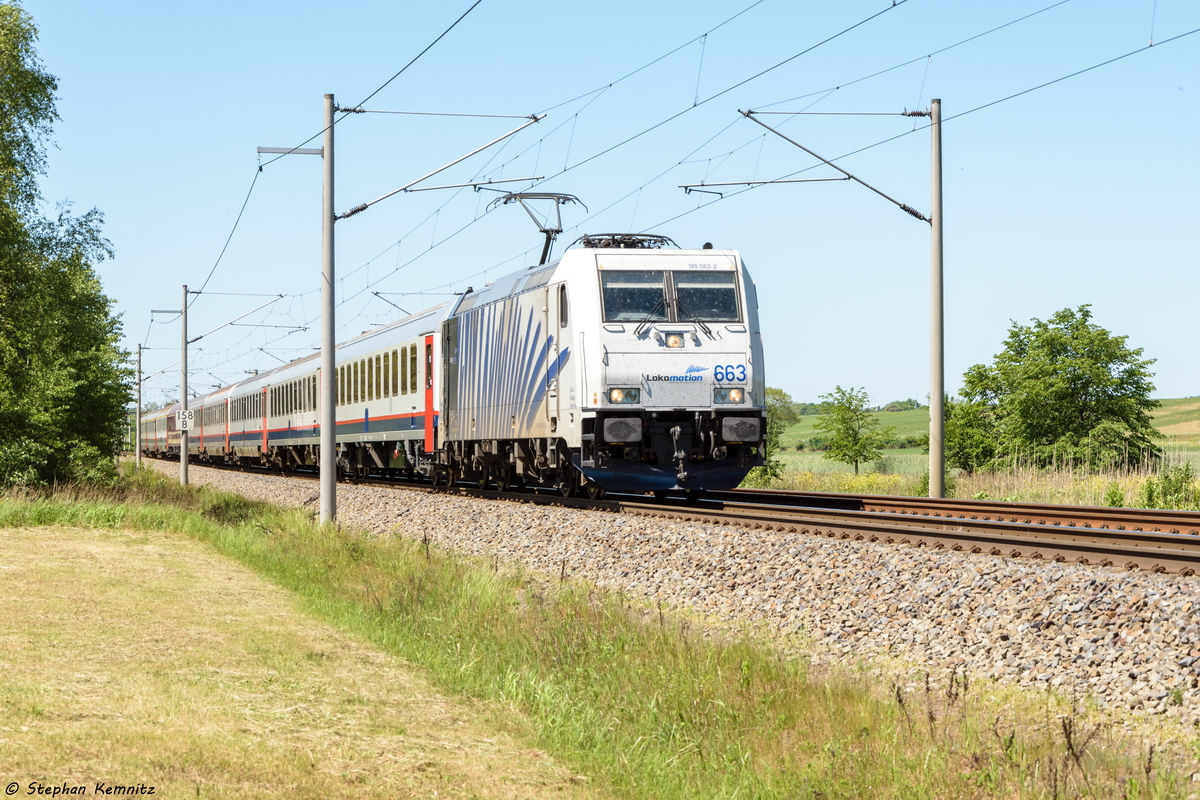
[[882, 398, 922, 412], [0, 3, 130, 486], [960, 306, 1159, 470], [942, 397, 997, 475], [813, 386, 894, 474], [743, 387, 801, 486]]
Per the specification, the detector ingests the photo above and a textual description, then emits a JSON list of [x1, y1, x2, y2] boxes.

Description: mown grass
[[2, 467, 1196, 798], [0, 523, 579, 798]]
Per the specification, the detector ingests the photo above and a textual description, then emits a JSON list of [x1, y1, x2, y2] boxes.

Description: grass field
[[0, 524, 586, 799], [3, 471, 1196, 797], [770, 398, 1200, 503]]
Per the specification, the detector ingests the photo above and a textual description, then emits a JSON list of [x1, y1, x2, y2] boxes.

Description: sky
[[21, 0, 1200, 408]]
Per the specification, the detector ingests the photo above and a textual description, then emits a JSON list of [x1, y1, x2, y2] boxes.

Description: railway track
[[150, 455, 1200, 576], [621, 491, 1200, 576]]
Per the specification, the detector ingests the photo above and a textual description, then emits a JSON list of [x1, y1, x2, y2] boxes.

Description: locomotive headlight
[[714, 387, 745, 404], [608, 388, 640, 404], [665, 334, 684, 348]]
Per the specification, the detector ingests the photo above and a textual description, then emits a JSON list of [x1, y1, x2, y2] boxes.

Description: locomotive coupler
[[671, 425, 690, 483]]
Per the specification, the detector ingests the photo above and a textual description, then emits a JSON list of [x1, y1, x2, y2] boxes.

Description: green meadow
[[768, 398, 1200, 504]]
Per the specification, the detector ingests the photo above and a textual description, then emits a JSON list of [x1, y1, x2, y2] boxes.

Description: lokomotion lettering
[[644, 374, 704, 382]]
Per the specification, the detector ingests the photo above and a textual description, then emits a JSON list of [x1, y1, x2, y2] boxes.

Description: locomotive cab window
[[600, 270, 668, 322], [600, 269, 740, 323], [674, 271, 740, 322]]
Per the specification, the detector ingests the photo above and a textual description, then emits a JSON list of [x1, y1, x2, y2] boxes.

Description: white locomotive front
[[440, 234, 765, 495]]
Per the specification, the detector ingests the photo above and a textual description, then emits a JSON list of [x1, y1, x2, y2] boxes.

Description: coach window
[[383, 353, 390, 398], [559, 284, 569, 327], [392, 349, 399, 396], [375, 356, 382, 401], [401, 346, 408, 394], [351, 363, 358, 404], [425, 343, 433, 389], [411, 348, 418, 394], [338, 366, 345, 405]]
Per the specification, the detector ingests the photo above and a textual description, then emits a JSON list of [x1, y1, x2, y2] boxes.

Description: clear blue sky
[[23, 0, 1200, 407]]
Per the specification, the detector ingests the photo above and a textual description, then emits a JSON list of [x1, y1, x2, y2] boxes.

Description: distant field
[[779, 407, 929, 452], [779, 397, 1200, 471], [1154, 397, 1200, 461], [1153, 397, 1200, 436]]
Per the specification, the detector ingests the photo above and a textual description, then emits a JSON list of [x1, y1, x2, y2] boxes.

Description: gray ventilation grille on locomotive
[[721, 417, 762, 443], [603, 418, 643, 443]]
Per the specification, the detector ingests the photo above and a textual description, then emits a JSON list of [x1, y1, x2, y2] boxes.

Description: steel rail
[[144, 456, 1200, 575], [615, 496, 1200, 575], [711, 488, 1200, 536]]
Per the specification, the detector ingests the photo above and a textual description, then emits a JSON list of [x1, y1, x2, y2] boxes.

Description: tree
[[942, 397, 997, 475], [743, 387, 801, 485], [960, 305, 1159, 470], [0, 4, 130, 486], [813, 386, 894, 474]]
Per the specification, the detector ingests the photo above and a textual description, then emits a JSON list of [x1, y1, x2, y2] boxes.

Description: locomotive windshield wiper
[[674, 299, 712, 336], [634, 296, 667, 337]]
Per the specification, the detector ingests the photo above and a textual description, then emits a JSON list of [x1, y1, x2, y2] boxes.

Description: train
[[140, 233, 766, 497]]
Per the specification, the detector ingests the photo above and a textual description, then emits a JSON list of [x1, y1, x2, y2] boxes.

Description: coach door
[[261, 387, 269, 451], [423, 335, 435, 452]]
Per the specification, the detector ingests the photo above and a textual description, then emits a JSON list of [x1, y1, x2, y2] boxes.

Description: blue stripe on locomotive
[[453, 297, 571, 438]]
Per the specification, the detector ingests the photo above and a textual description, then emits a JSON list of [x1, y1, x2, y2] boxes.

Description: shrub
[[915, 469, 956, 498], [1159, 462, 1197, 509], [1136, 477, 1159, 509]]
